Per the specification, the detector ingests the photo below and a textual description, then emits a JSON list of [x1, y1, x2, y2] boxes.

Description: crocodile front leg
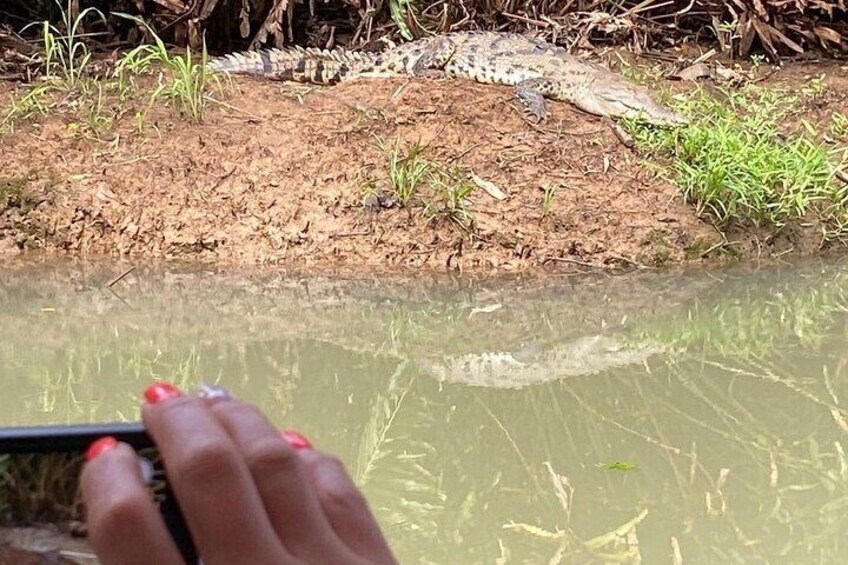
[[409, 37, 456, 78], [514, 78, 559, 121]]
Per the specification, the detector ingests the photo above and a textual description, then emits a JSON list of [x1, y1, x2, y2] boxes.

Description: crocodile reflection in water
[[413, 334, 664, 389]]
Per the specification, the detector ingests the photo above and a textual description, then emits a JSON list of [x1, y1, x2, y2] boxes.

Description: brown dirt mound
[[0, 72, 734, 273]]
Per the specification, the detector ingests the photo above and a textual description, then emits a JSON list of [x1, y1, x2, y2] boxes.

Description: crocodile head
[[573, 77, 688, 127]]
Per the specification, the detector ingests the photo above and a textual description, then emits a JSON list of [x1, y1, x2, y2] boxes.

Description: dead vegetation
[[1, 1, 846, 71]]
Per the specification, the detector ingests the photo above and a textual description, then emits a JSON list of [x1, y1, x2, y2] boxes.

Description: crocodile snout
[[574, 82, 688, 127]]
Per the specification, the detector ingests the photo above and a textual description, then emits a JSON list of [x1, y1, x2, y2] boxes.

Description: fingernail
[[196, 384, 231, 400], [281, 429, 313, 450], [144, 381, 182, 404], [85, 436, 118, 461]]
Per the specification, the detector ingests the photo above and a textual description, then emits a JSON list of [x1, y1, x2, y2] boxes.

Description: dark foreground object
[[0, 423, 197, 563]]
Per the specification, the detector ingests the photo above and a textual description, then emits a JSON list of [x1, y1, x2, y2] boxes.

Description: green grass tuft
[[374, 136, 433, 207], [0, 85, 52, 133], [24, 0, 106, 90], [114, 13, 219, 122], [371, 136, 477, 228], [2, 0, 105, 132], [623, 84, 848, 239], [832, 112, 848, 141], [2, 5, 219, 134], [423, 169, 476, 228]]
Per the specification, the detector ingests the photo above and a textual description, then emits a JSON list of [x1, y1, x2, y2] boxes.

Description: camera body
[[0, 422, 197, 563]]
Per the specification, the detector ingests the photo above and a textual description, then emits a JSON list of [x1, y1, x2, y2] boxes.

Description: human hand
[[80, 382, 398, 565]]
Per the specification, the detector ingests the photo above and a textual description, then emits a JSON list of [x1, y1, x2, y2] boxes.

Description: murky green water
[[2, 258, 848, 564]]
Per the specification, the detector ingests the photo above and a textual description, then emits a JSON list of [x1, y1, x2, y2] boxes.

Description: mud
[[0, 57, 846, 274]]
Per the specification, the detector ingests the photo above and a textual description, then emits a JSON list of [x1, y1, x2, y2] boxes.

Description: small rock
[[363, 193, 398, 210]]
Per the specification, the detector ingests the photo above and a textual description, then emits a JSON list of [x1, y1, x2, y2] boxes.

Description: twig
[[699, 239, 732, 258], [330, 230, 372, 238], [208, 166, 236, 192], [612, 123, 635, 148], [446, 142, 481, 164], [158, 0, 200, 33], [106, 266, 135, 288], [204, 96, 264, 121], [106, 286, 132, 309], [500, 12, 550, 28], [608, 254, 652, 269], [546, 256, 600, 268]]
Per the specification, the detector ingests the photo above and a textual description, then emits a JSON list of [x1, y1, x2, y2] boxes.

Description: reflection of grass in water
[[666, 360, 848, 561], [354, 361, 447, 539], [379, 298, 552, 358], [8, 342, 208, 424], [6, 334, 306, 427], [580, 358, 847, 562], [380, 301, 476, 356], [630, 274, 848, 358]]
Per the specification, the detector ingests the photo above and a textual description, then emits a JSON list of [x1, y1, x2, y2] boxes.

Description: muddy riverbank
[[1, 54, 847, 274]]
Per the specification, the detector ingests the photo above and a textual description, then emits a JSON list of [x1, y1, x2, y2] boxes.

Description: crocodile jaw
[[569, 82, 688, 127]]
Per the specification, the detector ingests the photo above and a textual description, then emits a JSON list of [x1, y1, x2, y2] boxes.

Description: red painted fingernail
[[144, 381, 182, 404], [85, 436, 118, 461], [281, 429, 313, 450]]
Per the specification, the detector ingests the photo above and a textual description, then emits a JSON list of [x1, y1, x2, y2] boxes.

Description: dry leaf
[[770, 23, 806, 53], [239, 1, 251, 38], [470, 172, 507, 200], [739, 14, 757, 56], [250, 0, 291, 49], [814, 26, 845, 46], [152, 0, 188, 11], [670, 62, 712, 81], [751, 16, 778, 58], [199, 0, 221, 20]]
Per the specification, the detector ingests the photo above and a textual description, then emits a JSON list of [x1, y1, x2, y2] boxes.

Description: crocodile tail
[[207, 46, 383, 84]]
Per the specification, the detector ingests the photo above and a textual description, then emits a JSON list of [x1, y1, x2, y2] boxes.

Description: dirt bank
[[1, 57, 846, 274]]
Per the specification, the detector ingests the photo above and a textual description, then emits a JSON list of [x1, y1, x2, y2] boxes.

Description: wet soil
[[0, 56, 846, 274]]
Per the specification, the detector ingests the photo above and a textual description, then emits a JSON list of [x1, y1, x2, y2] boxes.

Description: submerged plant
[[354, 363, 447, 539]]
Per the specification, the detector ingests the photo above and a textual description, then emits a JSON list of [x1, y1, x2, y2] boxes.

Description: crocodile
[[206, 31, 687, 126]]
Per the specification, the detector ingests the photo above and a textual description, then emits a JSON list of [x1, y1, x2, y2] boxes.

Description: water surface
[[1, 259, 847, 564]]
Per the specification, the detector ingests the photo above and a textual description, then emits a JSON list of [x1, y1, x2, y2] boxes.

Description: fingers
[[200, 391, 352, 561], [81, 439, 185, 565], [83, 381, 398, 565], [298, 448, 398, 565], [141, 383, 288, 565]]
